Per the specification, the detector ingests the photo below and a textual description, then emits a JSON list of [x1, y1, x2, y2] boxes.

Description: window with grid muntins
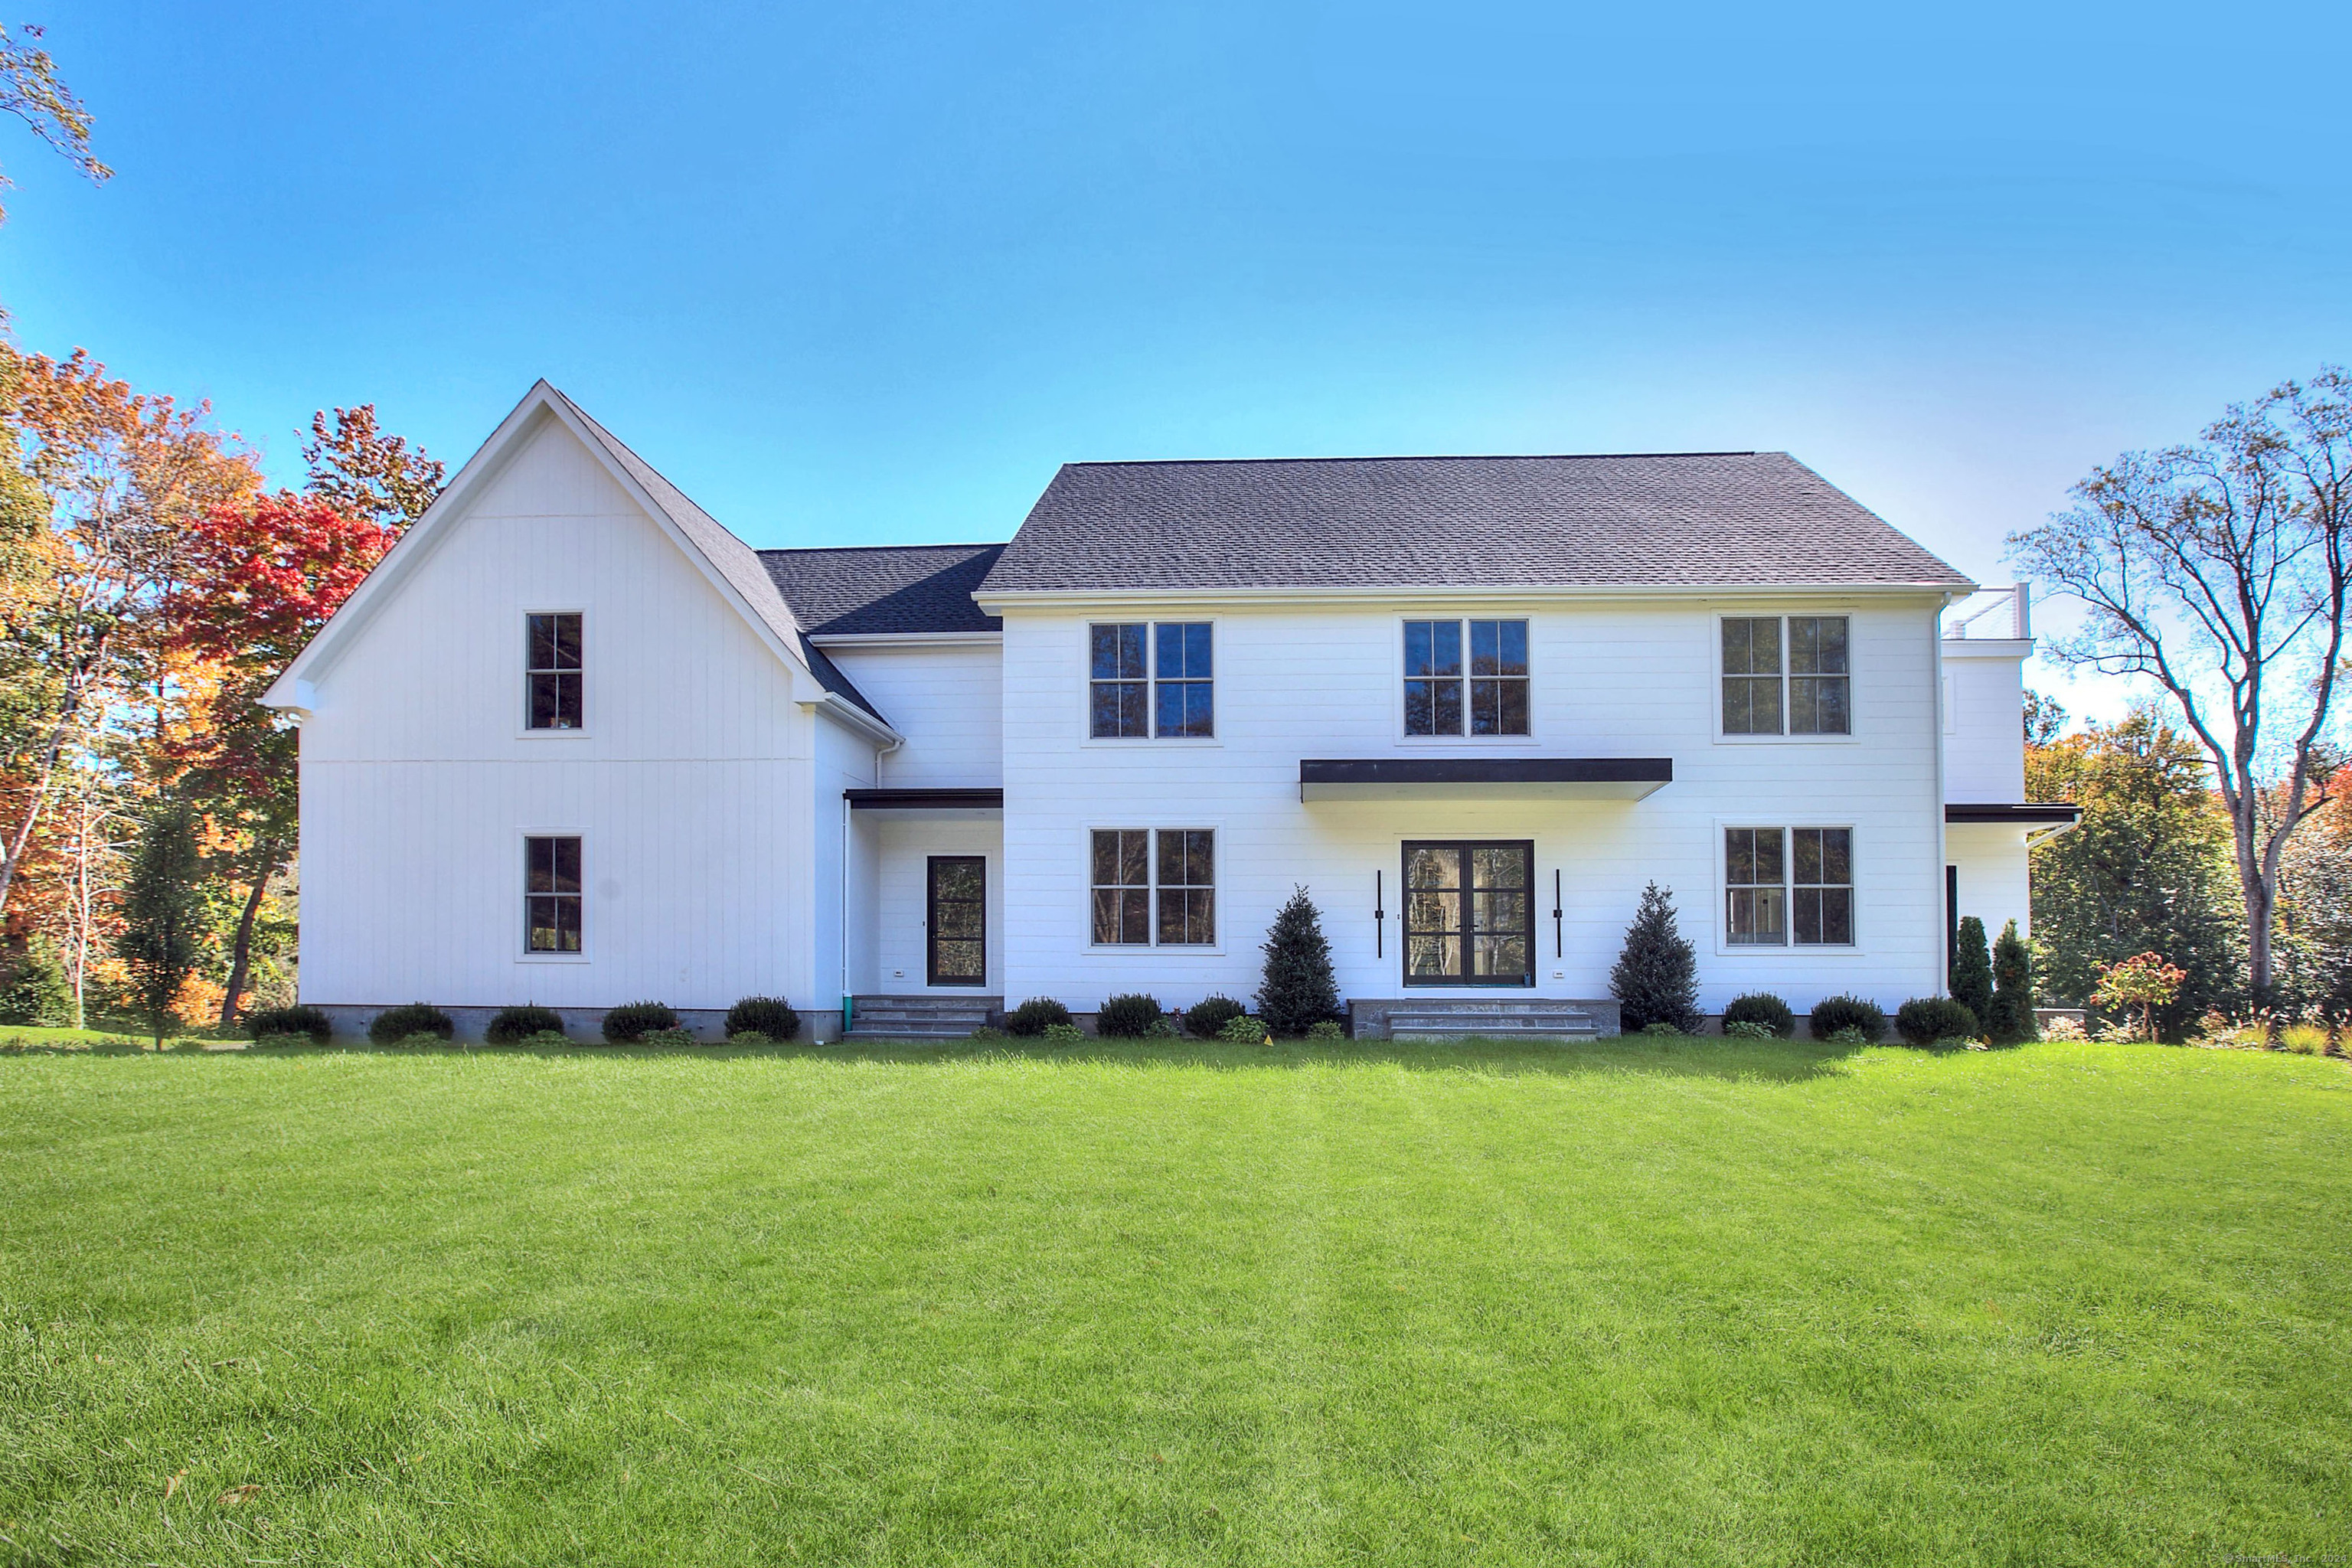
[[1725, 827, 1855, 946], [527, 613, 583, 730], [1089, 624, 1148, 738], [1090, 828, 1214, 946], [1090, 622, 1212, 737], [525, 835, 582, 952], [1402, 841, 1534, 984], [1155, 622, 1214, 737], [1722, 616, 1851, 736], [1406, 619, 1527, 736]]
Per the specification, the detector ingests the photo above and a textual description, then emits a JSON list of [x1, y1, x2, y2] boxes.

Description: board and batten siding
[[295, 416, 829, 1014], [996, 597, 1950, 1015]]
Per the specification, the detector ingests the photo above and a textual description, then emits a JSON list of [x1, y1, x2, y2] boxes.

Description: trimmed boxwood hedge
[[244, 1004, 332, 1044], [1809, 994, 1887, 1043], [726, 996, 801, 1040], [601, 1001, 678, 1044], [368, 1003, 452, 1044], [1896, 997, 1979, 1047], [1723, 992, 1795, 1039], [1096, 993, 1163, 1038], [1183, 995, 1247, 1039], [1004, 998, 1073, 1037], [487, 1004, 566, 1044]]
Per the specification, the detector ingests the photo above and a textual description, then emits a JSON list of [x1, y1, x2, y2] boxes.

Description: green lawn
[[2, 1037, 2346, 1566]]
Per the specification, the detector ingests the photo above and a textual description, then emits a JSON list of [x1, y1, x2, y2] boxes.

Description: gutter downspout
[[841, 792, 852, 1039]]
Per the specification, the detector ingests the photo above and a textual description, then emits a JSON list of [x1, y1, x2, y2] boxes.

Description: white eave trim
[[808, 631, 1004, 650], [805, 693, 903, 748], [972, 581, 1975, 613]]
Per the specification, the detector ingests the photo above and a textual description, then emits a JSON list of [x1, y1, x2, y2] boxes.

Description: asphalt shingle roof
[[760, 544, 1007, 635], [977, 452, 1971, 593]]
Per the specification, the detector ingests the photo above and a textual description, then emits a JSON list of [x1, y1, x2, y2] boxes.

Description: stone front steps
[[845, 995, 998, 1040], [1350, 998, 1617, 1041]]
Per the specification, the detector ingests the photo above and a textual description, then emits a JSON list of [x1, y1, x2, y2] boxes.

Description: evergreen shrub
[[369, 1003, 452, 1044], [601, 1001, 677, 1043], [1005, 998, 1072, 1037], [1610, 882, 1701, 1033], [487, 1004, 566, 1044], [245, 1004, 333, 1044], [1896, 997, 1978, 1047], [1809, 995, 1886, 1043], [1096, 993, 1163, 1037], [1256, 887, 1340, 1035], [726, 997, 801, 1041], [1723, 992, 1795, 1038], [1952, 917, 1994, 1027], [1987, 920, 2040, 1044], [1184, 995, 1247, 1039]]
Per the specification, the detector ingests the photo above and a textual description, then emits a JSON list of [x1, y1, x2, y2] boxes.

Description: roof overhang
[[975, 583, 1969, 614], [1299, 757, 1673, 802], [1945, 802, 2080, 825], [846, 787, 1004, 812]]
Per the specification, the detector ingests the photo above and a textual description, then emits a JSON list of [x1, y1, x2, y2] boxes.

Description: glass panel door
[[1401, 841, 1534, 985], [926, 856, 986, 986]]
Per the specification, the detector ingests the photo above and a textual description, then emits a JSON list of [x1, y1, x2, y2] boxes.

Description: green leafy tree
[[1610, 881, 1700, 1034], [1952, 916, 1993, 1025], [114, 799, 204, 1046], [1987, 920, 2039, 1044], [1256, 886, 1339, 1036], [2028, 707, 2243, 1034]]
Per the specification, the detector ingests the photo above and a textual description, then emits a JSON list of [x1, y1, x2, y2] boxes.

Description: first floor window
[[526, 835, 582, 952], [1402, 840, 1534, 985], [528, 612, 583, 730], [1091, 828, 1214, 945], [1726, 827, 1854, 946]]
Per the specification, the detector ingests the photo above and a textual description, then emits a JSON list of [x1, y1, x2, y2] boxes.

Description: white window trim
[[519, 609, 592, 740], [1081, 824, 1226, 955], [1710, 818, 1867, 957], [1711, 612, 1860, 746], [1077, 618, 1223, 748], [1393, 615, 1540, 745], [518, 828, 591, 963]]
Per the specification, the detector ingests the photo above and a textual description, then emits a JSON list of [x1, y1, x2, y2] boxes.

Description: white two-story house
[[267, 382, 2069, 1040]]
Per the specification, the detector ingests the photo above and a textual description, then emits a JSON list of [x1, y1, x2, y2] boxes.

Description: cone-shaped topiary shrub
[[1809, 994, 1886, 1043], [1256, 886, 1341, 1036], [1184, 995, 1247, 1039], [487, 1004, 566, 1044], [1896, 996, 1978, 1047], [1004, 998, 1073, 1037], [1096, 993, 1163, 1037], [369, 1003, 452, 1044], [601, 1001, 677, 1043], [1952, 916, 1993, 1028], [1986, 920, 2040, 1044], [1609, 882, 1701, 1034], [1723, 992, 1795, 1038], [244, 1004, 332, 1044], [726, 996, 801, 1040]]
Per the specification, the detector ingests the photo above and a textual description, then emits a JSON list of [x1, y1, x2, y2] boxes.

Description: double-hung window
[[527, 612, 583, 730], [525, 835, 583, 952], [1725, 827, 1854, 946], [1404, 619, 1528, 736], [1090, 622, 1213, 738], [1720, 616, 1848, 736], [1091, 828, 1215, 946]]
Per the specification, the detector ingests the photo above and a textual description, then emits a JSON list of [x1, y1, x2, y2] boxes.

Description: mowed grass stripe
[[0, 1037, 2345, 1565]]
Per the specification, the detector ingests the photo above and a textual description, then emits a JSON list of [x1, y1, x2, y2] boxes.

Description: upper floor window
[[525, 835, 583, 952], [1405, 619, 1528, 736], [1726, 826, 1854, 946], [528, 612, 583, 730], [1721, 616, 1847, 736], [1090, 622, 1212, 738]]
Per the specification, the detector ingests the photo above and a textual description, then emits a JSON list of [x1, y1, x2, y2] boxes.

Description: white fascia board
[[1939, 637, 2034, 660], [973, 582, 1971, 614], [805, 693, 903, 749], [806, 631, 1004, 650]]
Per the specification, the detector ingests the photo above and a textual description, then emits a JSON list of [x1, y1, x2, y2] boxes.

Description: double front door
[[1402, 839, 1535, 986], [926, 856, 986, 986]]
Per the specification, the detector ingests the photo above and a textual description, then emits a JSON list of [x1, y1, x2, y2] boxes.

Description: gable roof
[[978, 452, 1971, 595], [264, 381, 887, 727], [761, 544, 1006, 635]]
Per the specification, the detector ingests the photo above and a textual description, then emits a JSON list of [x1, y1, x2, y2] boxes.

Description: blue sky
[[5, 2, 2347, 717]]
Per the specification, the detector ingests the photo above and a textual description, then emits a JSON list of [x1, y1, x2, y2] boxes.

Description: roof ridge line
[[757, 541, 1007, 556], [1061, 451, 1766, 469]]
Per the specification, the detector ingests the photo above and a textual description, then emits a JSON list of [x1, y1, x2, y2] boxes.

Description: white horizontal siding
[[1946, 823, 2034, 942], [822, 644, 1003, 786], [1942, 648, 2028, 802], [1000, 599, 1949, 1014]]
